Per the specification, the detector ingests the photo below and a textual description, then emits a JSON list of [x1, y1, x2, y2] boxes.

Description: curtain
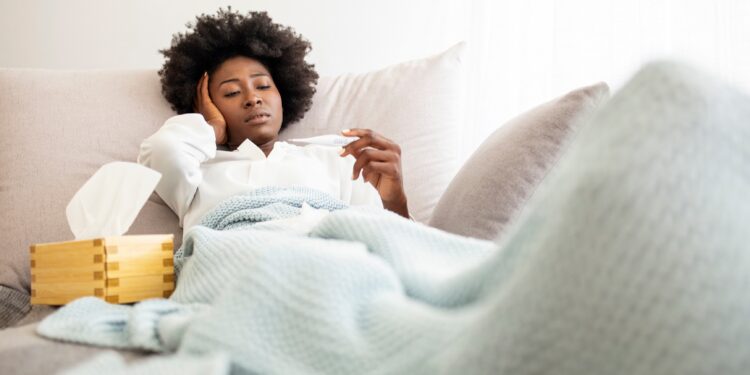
[[460, 0, 750, 157]]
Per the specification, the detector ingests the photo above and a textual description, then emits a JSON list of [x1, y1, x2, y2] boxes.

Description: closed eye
[[224, 91, 240, 98], [257, 85, 271, 90]]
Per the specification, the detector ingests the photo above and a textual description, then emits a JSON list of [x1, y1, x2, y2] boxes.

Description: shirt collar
[[236, 139, 289, 161]]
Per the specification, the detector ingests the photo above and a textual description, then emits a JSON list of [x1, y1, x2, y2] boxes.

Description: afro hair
[[159, 8, 318, 129]]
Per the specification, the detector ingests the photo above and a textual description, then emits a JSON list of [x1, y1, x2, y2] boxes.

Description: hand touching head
[[201, 56, 284, 149]]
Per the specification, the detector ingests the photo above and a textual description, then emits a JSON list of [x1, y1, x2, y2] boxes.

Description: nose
[[243, 95, 262, 108]]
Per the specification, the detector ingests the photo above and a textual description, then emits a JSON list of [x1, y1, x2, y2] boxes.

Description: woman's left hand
[[340, 128, 409, 218]]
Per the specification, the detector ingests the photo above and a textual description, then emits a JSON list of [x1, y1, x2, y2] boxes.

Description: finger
[[345, 141, 400, 159], [343, 128, 373, 137], [340, 128, 373, 157], [365, 161, 400, 179], [351, 149, 395, 180], [201, 72, 212, 105], [194, 73, 204, 112], [351, 149, 373, 180], [341, 129, 399, 157], [343, 128, 395, 145], [362, 167, 381, 187], [341, 129, 389, 153]]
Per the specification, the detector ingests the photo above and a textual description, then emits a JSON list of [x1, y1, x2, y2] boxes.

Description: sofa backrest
[[0, 69, 184, 296]]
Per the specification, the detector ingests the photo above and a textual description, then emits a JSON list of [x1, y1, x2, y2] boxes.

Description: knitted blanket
[[38, 185, 497, 373], [40, 61, 750, 375]]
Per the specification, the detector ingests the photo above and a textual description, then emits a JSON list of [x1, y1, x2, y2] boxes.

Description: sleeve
[[136, 114, 216, 225], [337, 153, 383, 209], [349, 173, 384, 208]]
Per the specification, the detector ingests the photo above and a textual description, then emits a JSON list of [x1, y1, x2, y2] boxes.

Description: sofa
[[9, 44, 747, 373]]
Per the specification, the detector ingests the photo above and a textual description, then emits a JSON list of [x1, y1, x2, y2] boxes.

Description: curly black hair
[[159, 8, 318, 129]]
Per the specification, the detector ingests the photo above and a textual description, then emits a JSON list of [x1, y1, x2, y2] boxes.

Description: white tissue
[[66, 162, 162, 240]]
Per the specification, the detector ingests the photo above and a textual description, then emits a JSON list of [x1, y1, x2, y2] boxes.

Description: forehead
[[213, 56, 272, 79]]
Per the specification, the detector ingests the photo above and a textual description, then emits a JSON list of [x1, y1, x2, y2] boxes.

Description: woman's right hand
[[194, 72, 228, 145]]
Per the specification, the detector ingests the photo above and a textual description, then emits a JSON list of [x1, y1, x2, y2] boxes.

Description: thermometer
[[288, 135, 359, 147]]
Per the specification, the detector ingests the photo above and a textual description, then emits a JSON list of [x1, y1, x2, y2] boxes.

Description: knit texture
[[197, 185, 349, 231], [37, 61, 750, 374], [174, 186, 348, 276]]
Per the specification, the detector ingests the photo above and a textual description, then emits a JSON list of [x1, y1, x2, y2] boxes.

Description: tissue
[[66, 162, 162, 239]]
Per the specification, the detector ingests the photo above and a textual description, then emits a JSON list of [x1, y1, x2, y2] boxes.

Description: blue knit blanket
[[38, 62, 750, 375], [38, 186, 497, 373]]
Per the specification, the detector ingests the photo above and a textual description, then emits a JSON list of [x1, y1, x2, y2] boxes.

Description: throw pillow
[[429, 82, 610, 240]]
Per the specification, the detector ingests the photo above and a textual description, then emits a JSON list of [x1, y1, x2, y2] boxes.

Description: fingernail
[[342, 129, 350, 134], [339, 147, 345, 155]]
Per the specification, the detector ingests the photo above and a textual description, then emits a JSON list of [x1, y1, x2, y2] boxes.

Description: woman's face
[[208, 56, 283, 148]]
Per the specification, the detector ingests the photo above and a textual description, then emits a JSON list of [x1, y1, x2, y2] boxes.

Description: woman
[[139, 9, 409, 232]]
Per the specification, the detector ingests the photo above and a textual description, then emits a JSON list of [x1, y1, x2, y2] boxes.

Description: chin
[[230, 124, 279, 143]]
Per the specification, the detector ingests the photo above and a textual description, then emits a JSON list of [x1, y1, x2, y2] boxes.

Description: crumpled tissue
[[66, 162, 161, 239]]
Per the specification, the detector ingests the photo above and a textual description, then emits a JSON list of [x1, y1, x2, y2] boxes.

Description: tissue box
[[30, 234, 175, 305]]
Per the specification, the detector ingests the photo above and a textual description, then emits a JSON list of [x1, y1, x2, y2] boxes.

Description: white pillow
[[280, 42, 467, 223]]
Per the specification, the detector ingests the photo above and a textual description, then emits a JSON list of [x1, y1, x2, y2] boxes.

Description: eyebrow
[[218, 73, 269, 86]]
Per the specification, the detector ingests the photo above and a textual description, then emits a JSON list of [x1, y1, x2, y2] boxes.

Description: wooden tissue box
[[30, 234, 175, 305]]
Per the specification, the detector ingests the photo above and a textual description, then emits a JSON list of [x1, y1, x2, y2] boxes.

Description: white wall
[[0, 0, 467, 76]]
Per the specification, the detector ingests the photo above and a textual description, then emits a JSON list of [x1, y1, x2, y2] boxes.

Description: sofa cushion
[[429, 82, 610, 240]]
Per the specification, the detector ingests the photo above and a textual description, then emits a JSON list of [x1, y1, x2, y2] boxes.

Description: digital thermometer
[[288, 135, 359, 147]]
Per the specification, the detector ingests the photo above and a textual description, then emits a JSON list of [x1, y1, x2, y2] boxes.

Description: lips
[[244, 111, 272, 125]]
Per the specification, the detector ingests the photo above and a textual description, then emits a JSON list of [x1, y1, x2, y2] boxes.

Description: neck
[[257, 139, 275, 157]]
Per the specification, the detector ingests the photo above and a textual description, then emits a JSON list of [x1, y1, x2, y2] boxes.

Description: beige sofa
[[0, 50, 608, 371]]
